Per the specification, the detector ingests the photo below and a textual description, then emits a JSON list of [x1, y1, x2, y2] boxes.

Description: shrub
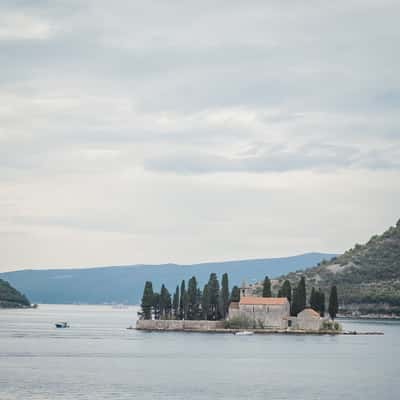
[[321, 320, 342, 331]]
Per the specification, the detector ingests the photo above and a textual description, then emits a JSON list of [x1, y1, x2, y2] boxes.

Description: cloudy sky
[[1, 0, 399, 271]]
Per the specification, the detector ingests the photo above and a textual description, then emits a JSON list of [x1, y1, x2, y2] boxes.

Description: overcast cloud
[[1, 0, 399, 271]]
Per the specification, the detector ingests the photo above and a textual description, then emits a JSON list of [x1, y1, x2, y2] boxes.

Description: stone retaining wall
[[136, 319, 225, 331]]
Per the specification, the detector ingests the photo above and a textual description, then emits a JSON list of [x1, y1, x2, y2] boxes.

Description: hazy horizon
[[1, 251, 337, 273], [1, 1, 399, 272]]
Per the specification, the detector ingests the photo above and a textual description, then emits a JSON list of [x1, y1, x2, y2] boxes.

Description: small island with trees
[[136, 272, 377, 334]]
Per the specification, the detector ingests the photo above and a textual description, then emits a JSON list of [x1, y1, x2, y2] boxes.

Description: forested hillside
[[277, 220, 400, 314], [0, 279, 30, 308]]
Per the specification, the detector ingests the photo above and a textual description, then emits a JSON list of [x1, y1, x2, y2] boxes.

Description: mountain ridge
[[0, 253, 334, 305]]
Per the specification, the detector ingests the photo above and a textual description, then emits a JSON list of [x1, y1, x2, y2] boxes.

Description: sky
[[1, 0, 399, 271]]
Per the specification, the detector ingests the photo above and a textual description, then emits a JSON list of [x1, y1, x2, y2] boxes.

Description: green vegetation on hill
[[277, 219, 400, 314], [0, 279, 30, 308]]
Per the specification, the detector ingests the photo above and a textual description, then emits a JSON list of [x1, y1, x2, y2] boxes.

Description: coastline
[[338, 314, 400, 321], [135, 319, 383, 335], [135, 326, 383, 335]]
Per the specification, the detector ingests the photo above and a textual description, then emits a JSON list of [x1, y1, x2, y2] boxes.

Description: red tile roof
[[239, 296, 288, 306]]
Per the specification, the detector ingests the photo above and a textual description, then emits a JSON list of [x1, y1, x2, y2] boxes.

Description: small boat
[[55, 322, 69, 328], [235, 331, 254, 336], [126, 325, 134, 330]]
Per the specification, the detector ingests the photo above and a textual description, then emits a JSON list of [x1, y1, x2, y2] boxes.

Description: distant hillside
[[0, 253, 334, 305], [0, 279, 30, 308], [277, 220, 400, 314]]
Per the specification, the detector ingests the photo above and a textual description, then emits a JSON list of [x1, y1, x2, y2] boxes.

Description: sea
[[0, 304, 399, 400]]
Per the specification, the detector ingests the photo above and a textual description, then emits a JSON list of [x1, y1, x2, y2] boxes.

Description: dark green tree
[[140, 281, 154, 320], [230, 286, 240, 303], [208, 273, 220, 320], [160, 284, 171, 319], [309, 287, 317, 310], [196, 288, 203, 319], [317, 289, 325, 317], [298, 276, 306, 311], [183, 289, 189, 320], [278, 280, 292, 302], [310, 287, 326, 317], [172, 285, 179, 319], [159, 284, 166, 317], [262, 276, 272, 297], [290, 287, 297, 316], [291, 277, 306, 316], [328, 285, 339, 320], [220, 273, 230, 318], [152, 292, 160, 320], [202, 283, 210, 320], [187, 276, 198, 320], [179, 280, 186, 320]]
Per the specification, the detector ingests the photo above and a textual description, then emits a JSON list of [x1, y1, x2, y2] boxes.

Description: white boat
[[55, 322, 69, 328], [235, 331, 254, 336]]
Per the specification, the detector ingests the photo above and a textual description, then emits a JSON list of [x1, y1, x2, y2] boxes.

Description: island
[[135, 273, 372, 335]]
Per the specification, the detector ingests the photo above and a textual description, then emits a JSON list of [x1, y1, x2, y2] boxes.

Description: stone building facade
[[290, 308, 323, 331], [229, 296, 290, 329], [229, 297, 325, 331]]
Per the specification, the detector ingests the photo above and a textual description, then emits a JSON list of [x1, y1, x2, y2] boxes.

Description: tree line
[[140, 272, 241, 321], [140, 273, 339, 321]]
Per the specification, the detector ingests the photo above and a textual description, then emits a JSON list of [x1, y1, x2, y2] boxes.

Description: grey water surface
[[0, 304, 399, 400]]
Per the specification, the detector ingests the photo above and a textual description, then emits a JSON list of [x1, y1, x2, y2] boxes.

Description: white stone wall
[[292, 312, 323, 331], [229, 303, 290, 329], [136, 319, 225, 330]]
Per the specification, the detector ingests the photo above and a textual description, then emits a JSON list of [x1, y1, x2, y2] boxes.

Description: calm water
[[0, 305, 399, 400]]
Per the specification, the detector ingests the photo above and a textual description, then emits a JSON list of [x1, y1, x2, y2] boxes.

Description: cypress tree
[[310, 287, 317, 310], [160, 284, 171, 319], [298, 276, 306, 311], [183, 289, 189, 320], [172, 285, 179, 319], [262, 276, 272, 297], [208, 273, 220, 320], [230, 286, 240, 303], [179, 280, 186, 319], [196, 288, 202, 319], [165, 288, 172, 318], [187, 276, 198, 320], [318, 289, 325, 317], [291, 277, 306, 316], [202, 284, 210, 320], [279, 280, 292, 302], [221, 273, 230, 318], [291, 287, 298, 316], [140, 281, 154, 320], [159, 284, 166, 318], [328, 285, 339, 320], [152, 292, 160, 320]]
